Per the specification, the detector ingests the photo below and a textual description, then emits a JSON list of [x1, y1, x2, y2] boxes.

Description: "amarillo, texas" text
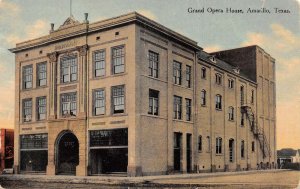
[[187, 7, 291, 14]]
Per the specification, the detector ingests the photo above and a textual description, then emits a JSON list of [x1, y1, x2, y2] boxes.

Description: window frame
[[111, 85, 125, 114], [60, 54, 78, 84], [37, 62, 47, 87], [241, 140, 245, 158], [93, 88, 105, 116], [111, 45, 125, 74], [148, 89, 159, 116], [216, 137, 222, 154], [186, 98, 192, 121], [251, 141, 255, 152], [60, 92, 77, 117], [148, 51, 159, 78], [215, 94, 222, 110], [186, 65, 192, 88], [201, 67, 206, 79], [22, 65, 33, 89], [173, 61, 182, 85], [228, 79, 234, 89], [201, 89, 206, 106], [198, 135, 202, 152], [173, 95, 182, 120], [251, 89, 254, 104], [241, 112, 245, 126], [240, 85, 245, 105], [93, 50, 106, 78], [23, 98, 32, 122], [228, 106, 234, 121], [36, 96, 46, 121], [215, 73, 222, 85]]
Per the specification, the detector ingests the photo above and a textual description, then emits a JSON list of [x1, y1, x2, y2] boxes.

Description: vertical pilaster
[[48, 52, 58, 119], [78, 45, 88, 118]]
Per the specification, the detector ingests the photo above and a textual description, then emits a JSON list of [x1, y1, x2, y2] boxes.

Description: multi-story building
[[0, 128, 14, 173], [9, 12, 276, 176]]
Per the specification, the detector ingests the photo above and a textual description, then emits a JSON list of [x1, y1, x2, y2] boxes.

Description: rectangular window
[[148, 51, 159, 78], [240, 86, 245, 105], [228, 107, 234, 121], [94, 50, 105, 77], [37, 96, 46, 120], [90, 129, 128, 147], [201, 67, 206, 79], [251, 90, 254, 104], [186, 98, 192, 121], [215, 74, 222, 85], [23, 65, 33, 89], [241, 140, 245, 158], [216, 137, 222, 154], [173, 61, 182, 85], [61, 92, 77, 116], [93, 89, 105, 115], [148, 89, 159, 115], [207, 136, 210, 152], [252, 141, 255, 152], [201, 90, 206, 106], [23, 99, 32, 122], [228, 79, 234, 89], [60, 55, 77, 83], [215, 95, 222, 110], [112, 46, 125, 74], [112, 85, 125, 114], [173, 96, 182, 120], [241, 113, 245, 126], [37, 63, 47, 87], [186, 65, 191, 88], [198, 135, 202, 152]]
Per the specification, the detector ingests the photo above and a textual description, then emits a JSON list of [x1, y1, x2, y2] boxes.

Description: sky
[[0, 0, 299, 149]]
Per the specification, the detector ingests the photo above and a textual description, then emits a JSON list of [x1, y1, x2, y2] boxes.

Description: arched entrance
[[56, 131, 79, 175]]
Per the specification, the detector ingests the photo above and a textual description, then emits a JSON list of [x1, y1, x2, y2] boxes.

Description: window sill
[[173, 119, 194, 124], [111, 113, 128, 117], [173, 84, 193, 91], [215, 108, 222, 111], [36, 85, 48, 89], [58, 81, 78, 86], [216, 154, 223, 156], [228, 119, 235, 122], [201, 104, 207, 107]]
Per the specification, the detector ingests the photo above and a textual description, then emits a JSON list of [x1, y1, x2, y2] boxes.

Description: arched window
[[228, 79, 234, 89], [201, 90, 206, 106], [228, 106, 234, 121], [241, 140, 245, 158], [216, 137, 222, 154], [215, 73, 222, 85], [198, 135, 202, 152], [215, 94, 222, 110]]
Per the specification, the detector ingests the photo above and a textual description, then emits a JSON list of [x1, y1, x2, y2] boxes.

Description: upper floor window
[[94, 50, 105, 77], [186, 65, 191, 88], [186, 98, 192, 121], [198, 135, 202, 152], [112, 85, 125, 114], [201, 90, 206, 106], [251, 90, 254, 104], [216, 137, 222, 154], [240, 85, 245, 105], [207, 136, 211, 152], [148, 89, 159, 116], [201, 67, 206, 79], [112, 46, 125, 74], [215, 73, 222, 85], [93, 89, 105, 115], [173, 61, 182, 85], [23, 98, 32, 122], [228, 79, 234, 89], [37, 62, 47, 87], [228, 106, 234, 121], [23, 65, 33, 89], [252, 141, 255, 152], [173, 96, 182, 120], [61, 92, 77, 116], [37, 96, 46, 121], [215, 94, 222, 110], [241, 112, 245, 126], [148, 51, 159, 78], [241, 140, 245, 158], [60, 55, 77, 83]]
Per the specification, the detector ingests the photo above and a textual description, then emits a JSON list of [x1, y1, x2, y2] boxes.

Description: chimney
[[50, 23, 54, 33], [84, 13, 89, 23]]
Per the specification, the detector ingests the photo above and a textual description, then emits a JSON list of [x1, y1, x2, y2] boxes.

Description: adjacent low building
[[0, 129, 14, 173], [9, 12, 276, 176]]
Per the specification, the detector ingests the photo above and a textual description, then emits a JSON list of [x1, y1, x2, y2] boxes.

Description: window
[[198, 135, 202, 152], [37, 97, 46, 120], [186, 98, 192, 121], [207, 136, 210, 151], [186, 65, 191, 88], [251, 90, 254, 104], [173, 61, 182, 85], [252, 141, 255, 152], [201, 67, 206, 79], [173, 96, 182, 120], [229, 139, 234, 162], [215, 73, 222, 85], [20, 134, 48, 149], [215, 94, 222, 110], [61, 92, 77, 116], [148, 89, 159, 115], [23, 65, 33, 89], [94, 50, 105, 77], [241, 113, 245, 126], [148, 51, 159, 78], [241, 140, 245, 158], [60, 55, 77, 83], [240, 86, 244, 105], [93, 89, 105, 115], [112, 85, 125, 114], [228, 79, 234, 89], [112, 46, 125, 74], [228, 106, 234, 121], [37, 63, 47, 87], [23, 99, 32, 122], [216, 137, 222, 154], [201, 90, 206, 106]]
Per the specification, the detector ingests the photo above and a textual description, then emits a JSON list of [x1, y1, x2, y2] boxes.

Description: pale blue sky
[[0, 0, 299, 148]]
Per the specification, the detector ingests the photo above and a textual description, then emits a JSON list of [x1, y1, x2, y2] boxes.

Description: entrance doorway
[[173, 132, 182, 171], [56, 132, 79, 175]]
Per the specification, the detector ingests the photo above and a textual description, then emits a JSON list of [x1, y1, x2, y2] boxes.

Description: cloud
[[0, 0, 20, 13], [203, 45, 222, 53], [137, 9, 157, 21], [0, 79, 14, 129]]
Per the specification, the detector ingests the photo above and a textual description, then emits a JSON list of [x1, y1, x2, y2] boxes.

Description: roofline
[[9, 11, 202, 53]]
